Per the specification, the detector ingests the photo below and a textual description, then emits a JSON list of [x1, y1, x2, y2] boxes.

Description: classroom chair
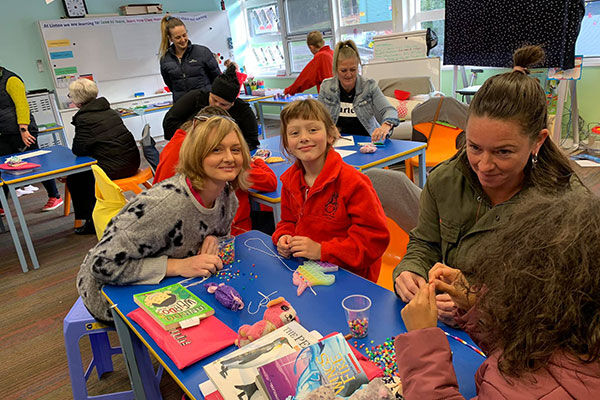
[[63, 297, 134, 400], [377, 217, 410, 291], [113, 167, 153, 195], [91, 165, 127, 240], [405, 97, 468, 184]]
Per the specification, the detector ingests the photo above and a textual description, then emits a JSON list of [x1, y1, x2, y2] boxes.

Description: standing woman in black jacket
[[66, 79, 140, 234], [159, 15, 222, 103]]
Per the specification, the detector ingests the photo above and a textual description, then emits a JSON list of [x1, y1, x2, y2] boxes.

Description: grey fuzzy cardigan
[[76, 174, 238, 322]]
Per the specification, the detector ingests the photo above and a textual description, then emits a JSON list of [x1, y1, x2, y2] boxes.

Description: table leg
[[418, 149, 427, 188], [110, 307, 163, 400], [0, 189, 29, 272], [7, 185, 40, 270], [258, 103, 266, 139], [272, 203, 282, 225]]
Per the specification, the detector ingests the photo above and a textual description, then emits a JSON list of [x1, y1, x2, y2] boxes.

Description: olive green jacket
[[393, 150, 581, 291]]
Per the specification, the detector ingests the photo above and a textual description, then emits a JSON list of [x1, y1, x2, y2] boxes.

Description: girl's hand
[[289, 236, 321, 259], [401, 283, 438, 331], [429, 263, 474, 311], [395, 271, 427, 303], [277, 235, 293, 257], [436, 293, 457, 326], [166, 254, 223, 278], [200, 235, 219, 255]]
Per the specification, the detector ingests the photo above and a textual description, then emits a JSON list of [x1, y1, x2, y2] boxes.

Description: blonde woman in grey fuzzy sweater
[[77, 116, 251, 323]]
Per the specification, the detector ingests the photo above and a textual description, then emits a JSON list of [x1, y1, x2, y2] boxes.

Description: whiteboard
[[371, 30, 428, 63], [38, 12, 233, 106], [363, 57, 441, 91]]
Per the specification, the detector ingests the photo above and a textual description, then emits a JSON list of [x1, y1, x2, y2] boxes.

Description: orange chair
[[113, 167, 153, 194], [405, 121, 463, 183], [376, 217, 410, 292]]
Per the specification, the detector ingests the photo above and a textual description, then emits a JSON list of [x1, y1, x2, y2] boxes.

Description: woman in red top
[[153, 106, 277, 235], [272, 99, 389, 282]]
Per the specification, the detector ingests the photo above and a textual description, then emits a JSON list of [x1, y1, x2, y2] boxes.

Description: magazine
[[204, 321, 320, 400], [256, 333, 368, 400]]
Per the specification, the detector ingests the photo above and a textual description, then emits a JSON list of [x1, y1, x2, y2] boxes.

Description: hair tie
[[512, 66, 529, 75], [165, 15, 173, 21]]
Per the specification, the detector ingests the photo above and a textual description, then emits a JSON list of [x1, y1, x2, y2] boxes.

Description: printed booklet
[[133, 283, 214, 330], [256, 333, 368, 400], [203, 321, 320, 400]]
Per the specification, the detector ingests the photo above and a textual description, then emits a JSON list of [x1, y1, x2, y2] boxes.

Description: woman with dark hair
[[159, 15, 221, 103], [396, 189, 600, 398], [393, 46, 584, 324]]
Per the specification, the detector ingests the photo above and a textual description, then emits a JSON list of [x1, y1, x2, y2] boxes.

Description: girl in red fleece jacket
[[272, 99, 389, 282], [396, 190, 600, 399]]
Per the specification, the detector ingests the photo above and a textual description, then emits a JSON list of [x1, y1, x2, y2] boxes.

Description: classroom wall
[[0, 0, 220, 91], [2, 1, 598, 128]]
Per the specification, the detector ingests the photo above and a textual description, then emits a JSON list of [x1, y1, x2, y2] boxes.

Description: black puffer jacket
[[160, 42, 221, 103], [71, 97, 140, 179]]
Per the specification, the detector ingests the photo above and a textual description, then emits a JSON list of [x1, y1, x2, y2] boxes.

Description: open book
[[204, 321, 321, 400]]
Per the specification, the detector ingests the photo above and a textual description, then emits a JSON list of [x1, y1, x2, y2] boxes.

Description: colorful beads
[[348, 317, 369, 338], [363, 337, 400, 378], [218, 237, 235, 265], [216, 269, 240, 281]]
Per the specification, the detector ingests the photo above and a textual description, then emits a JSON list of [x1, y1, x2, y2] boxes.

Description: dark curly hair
[[462, 189, 600, 378]]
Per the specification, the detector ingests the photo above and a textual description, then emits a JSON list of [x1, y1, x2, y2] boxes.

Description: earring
[[531, 153, 538, 166]]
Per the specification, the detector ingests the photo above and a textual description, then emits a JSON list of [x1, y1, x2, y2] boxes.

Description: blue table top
[[258, 93, 318, 104], [0, 145, 96, 185], [103, 230, 484, 399], [250, 135, 426, 202]]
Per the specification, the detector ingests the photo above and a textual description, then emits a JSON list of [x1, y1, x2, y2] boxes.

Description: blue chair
[[63, 297, 134, 400]]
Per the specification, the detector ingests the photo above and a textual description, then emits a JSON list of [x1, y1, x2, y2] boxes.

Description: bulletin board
[[371, 30, 428, 63], [38, 12, 233, 91]]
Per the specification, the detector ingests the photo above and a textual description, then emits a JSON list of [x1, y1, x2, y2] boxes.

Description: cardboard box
[[119, 4, 163, 15]]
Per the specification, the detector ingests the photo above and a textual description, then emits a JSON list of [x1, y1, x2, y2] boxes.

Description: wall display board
[[38, 12, 233, 108], [363, 57, 440, 90], [371, 30, 428, 63]]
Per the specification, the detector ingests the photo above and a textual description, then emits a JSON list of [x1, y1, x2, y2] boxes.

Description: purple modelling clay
[[204, 282, 244, 311]]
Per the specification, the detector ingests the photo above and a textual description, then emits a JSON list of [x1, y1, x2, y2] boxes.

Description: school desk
[[249, 135, 427, 224], [103, 230, 484, 399], [0, 145, 96, 272], [0, 181, 29, 270], [239, 94, 275, 139], [255, 93, 319, 132]]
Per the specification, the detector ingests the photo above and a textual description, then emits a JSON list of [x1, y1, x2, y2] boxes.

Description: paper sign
[[50, 51, 74, 60], [55, 67, 78, 76], [47, 39, 70, 47]]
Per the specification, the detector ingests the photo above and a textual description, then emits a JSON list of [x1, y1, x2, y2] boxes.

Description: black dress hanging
[[444, 0, 585, 69]]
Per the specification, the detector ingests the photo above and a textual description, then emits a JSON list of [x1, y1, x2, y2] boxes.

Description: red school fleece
[[152, 128, 277, 235], [272, 149, 390, 282], [284, 45, 334, 95]]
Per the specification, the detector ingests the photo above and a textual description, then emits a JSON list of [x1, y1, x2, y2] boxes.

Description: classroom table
[[249, 135, 427, 224], [239, 94, 276, 139], [102, 230, 485, 400], [0, 181, 29, 270], [0, 145, 96, 272], [255, 93, 318, 132]]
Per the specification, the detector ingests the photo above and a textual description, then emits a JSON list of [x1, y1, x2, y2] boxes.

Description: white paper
[[9, 150, 51, 161], [334, 149, 356, 158], [333, 136, 355, 147], [575, 159, 600, 167], [179, 316, 200, 329]]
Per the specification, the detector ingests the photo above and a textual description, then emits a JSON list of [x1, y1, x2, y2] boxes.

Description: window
[[576, 1, 600, 58], [339, 0, 393, 26], [288, 38, 334, 73], [413, 0, 445, 60], [284, 0, 332, 35], [245, 1, 286, 75]]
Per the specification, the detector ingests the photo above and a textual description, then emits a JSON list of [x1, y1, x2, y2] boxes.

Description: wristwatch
[[20, 127, 27, 132]]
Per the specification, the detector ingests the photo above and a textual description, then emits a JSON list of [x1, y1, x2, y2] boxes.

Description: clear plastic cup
[[218, 236, 235, 265], [342, 294, 371, 338]]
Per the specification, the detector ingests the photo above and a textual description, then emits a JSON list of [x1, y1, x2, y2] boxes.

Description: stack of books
[[201, 322, 368, 400]]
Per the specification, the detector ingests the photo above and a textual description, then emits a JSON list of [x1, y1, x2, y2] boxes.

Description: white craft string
[[247, 290, 278, 315], [243, 237, 295, 272], [177, 275, 209, 288]]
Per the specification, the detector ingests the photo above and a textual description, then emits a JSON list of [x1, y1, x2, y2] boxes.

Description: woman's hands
[[19, 125, 36, 147], [166, 235, 223, 278], [401, 283, 438, 331], [429, 263, 475, 311], [395, 271, 427, 302], [371, 122, 392, 143], [276, 235, 321, 259]]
